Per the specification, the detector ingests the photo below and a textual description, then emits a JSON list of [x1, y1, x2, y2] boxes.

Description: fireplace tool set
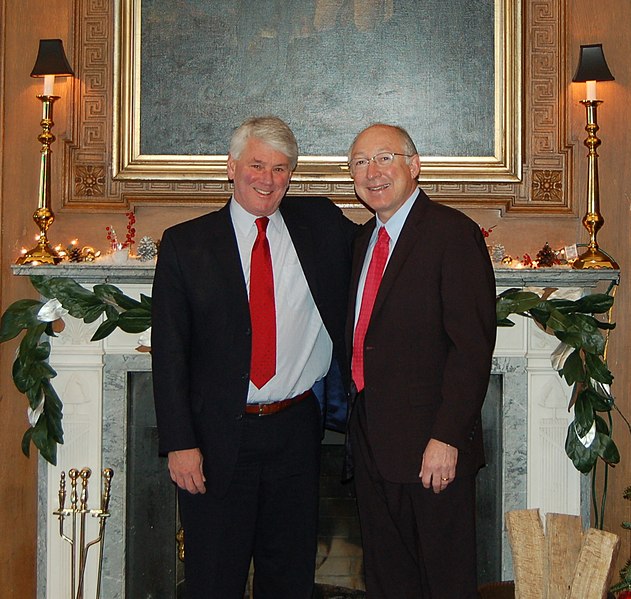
[[53, 467, 114, 599]]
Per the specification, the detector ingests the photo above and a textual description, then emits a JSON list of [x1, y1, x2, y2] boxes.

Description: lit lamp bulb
[[584, 80, 596, 101], [43, 74, 55, 96]]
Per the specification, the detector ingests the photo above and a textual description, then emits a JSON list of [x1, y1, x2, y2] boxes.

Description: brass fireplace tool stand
[[53, 467, 114, 599]]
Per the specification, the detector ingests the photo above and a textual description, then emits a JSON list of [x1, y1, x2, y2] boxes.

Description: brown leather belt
[[244, 389, 312, 416]]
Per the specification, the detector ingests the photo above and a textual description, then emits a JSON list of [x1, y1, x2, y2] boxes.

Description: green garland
[[0, 276, 151, 465], [0, 276, 628, 525]]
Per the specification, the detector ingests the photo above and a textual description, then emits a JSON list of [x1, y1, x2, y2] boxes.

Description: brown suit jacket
[[347, 189, 497, 483]]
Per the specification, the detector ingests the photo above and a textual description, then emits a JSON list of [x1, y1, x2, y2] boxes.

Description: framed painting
[[114, 0, 521, 186]]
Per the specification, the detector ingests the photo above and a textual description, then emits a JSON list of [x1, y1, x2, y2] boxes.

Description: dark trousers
[[178, 395, 321, 599], [350, 396, 478, 599]]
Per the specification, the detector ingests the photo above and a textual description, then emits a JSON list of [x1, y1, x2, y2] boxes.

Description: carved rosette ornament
[[531, 169, 563, 202], [74, 165, 106, 197]]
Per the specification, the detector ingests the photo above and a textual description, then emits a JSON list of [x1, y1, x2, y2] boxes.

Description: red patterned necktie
[[352, 227, 390, 392], [249, 217, 276, 388]]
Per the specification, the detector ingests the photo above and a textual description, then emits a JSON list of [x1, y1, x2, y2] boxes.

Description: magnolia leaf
[[574, 293, 614, 314], [582, 386, 614, 412], [27, 397, 45, 427], [594, 413, 610, 435], [594, 431, 620, 465], [529, 303, 554, 327], [117, 309, 152, 334], [589, 378, 614, 401], [92, 283, 125, 303], [496, 291, 541, 321], [544, 308, 573, 332], [30, 276, 102, 319], [539, 288, 559, 301], [573, 392, 595, 436], [556, 328, 605, 354], [565, 423, 597, 473], [104, 304, 119, 320], [91, 318, 119, 342], [551, 341, 575, 371], [139, 294, 152, 309], [567, 382, 581, 411], [30, 417, 57, 466], [585, 352, 614, 384], [42, 380, 64, 444], [560, 349, 584, 385], [111, 290, 143, 310], [548, 299, 580, 314], [496, 317, 516, 327], [0, 299, 43, 342], [26, 384, 46, 409], [21, 428, 33, 458], [81, 303, 107, 324]]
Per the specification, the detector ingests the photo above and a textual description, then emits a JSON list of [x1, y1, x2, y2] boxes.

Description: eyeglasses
[[349, 152, 414, 173]]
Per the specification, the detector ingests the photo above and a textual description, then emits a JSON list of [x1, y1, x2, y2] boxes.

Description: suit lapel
[[209, 202, 250, 308], [371, 193, 428, 318], [350, 192, 430, 330]]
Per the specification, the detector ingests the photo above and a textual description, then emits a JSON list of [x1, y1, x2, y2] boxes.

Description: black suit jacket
[[346, 190, 497, 483], [152, 197, 356, 496]]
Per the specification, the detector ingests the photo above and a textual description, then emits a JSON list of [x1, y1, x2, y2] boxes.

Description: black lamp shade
[[30, 39, 74, 78], [572, 44, 614, 82]]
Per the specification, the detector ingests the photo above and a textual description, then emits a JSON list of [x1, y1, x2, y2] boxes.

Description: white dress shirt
[[230, 199, 333, 403], [354, 188, 420, 328]]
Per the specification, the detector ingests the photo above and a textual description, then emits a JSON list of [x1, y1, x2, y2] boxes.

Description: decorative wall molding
[[61, 0, 574, 214]]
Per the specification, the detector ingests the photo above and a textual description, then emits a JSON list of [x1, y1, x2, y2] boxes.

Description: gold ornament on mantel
[[571, 44, 619, 270], [17, 40, 74, 266]]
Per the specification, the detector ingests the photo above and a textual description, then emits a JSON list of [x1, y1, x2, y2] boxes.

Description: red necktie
[[249, 217, 276, 389], [352, 227, 390, 392]]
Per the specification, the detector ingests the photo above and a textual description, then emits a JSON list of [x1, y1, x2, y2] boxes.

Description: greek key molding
[[60, 0, 574, 214]]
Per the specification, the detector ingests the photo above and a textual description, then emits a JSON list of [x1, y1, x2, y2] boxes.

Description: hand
[[168, 448, 206, 494], [419, 438, 458, 494]]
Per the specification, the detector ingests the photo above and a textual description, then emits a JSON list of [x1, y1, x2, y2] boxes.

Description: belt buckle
[[258, 403, 265, 415]]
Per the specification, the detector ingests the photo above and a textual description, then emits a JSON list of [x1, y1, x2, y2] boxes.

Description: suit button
[[236, 414, 243, 421], [242, 373, 249, 380], [245, 328, 251, 336]]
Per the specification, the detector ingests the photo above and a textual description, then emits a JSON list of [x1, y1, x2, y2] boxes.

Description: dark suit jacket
[[152, 196, 356, 496], [347, 189, 497, 484]]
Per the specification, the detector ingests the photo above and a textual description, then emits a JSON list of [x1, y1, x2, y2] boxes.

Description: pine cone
[[536, 242, 558, 267], [137, 236, 157, 262]]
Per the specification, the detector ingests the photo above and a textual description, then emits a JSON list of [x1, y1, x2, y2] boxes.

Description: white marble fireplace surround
[[13, 264, 619, 598]]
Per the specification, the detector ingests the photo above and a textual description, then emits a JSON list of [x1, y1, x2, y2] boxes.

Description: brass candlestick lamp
[[571, 43, 618, 269], [17, 39, 74, 265]]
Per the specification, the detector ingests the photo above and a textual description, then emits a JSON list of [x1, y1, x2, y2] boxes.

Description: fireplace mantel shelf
[[12, 263, 621, 287]]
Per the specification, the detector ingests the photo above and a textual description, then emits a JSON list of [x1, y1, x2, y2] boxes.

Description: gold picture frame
[[64, 0, 572, 210], [115, 0, 519, 183]]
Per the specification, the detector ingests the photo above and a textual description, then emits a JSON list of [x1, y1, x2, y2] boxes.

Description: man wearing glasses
[[345, 123, 497, 598]]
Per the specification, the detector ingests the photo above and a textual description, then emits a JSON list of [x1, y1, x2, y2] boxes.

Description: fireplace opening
[[125, 372, 502, 597]]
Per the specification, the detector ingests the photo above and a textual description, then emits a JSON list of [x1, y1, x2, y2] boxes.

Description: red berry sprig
[[480, 225, 496, 238], [123, 211, 136, 249]]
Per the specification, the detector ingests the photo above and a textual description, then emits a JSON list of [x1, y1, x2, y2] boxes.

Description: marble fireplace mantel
[[12, 263, 620, 598]]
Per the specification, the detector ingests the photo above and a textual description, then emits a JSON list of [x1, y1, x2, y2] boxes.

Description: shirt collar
[[375, 187, 420, 245], [230, 197, 283, 237]]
